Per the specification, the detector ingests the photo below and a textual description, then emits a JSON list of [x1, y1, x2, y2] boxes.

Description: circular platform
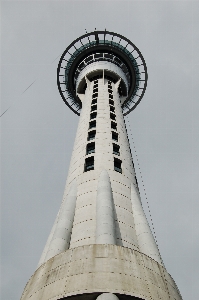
[[57, 31, 148, 116]]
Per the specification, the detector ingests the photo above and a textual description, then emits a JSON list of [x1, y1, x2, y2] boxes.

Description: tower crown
[[57, 30, 148, 116]]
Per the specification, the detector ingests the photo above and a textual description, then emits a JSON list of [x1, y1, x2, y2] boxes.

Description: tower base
[[21, 244, 182, 300]]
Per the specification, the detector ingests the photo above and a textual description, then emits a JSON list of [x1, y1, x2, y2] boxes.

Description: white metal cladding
[[76, 61, 129, 93]]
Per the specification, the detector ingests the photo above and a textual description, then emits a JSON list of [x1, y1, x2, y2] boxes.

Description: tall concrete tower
[[21, 31, 182, 300]]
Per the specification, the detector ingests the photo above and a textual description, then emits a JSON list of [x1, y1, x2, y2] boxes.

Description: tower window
[[114, 158, 122, 173], [85, 55, 93, 64], [109, 94, 113, 99], [91, 105, 97, 112], [112, 131, 118, 141], [89, 120, 96, 129], [110, 106, 115, 112], [94, 53, 103, 59], [78, 62, 85, 71], [104, 53, 113, 60], [111, 122, 117, 130], [92, 93, 98, 98], [91, 99, 97, 105], [108, 89, 113, 94], [84, 156, 94, 172], [90, 112, 97, 120], [114, 57, 122, 65], [109, 99, 114, 106], [113, 144, 120, 156], [93, 87, 98, 93], [86, 142, 95, 155], [110, 113, 116, 121], [88, 130, 96, 141]]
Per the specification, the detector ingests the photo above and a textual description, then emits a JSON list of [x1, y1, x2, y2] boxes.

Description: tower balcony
[[57, 31, 148, 116]]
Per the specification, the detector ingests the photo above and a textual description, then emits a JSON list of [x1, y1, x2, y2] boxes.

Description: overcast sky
[[1, 1, 199, 299]]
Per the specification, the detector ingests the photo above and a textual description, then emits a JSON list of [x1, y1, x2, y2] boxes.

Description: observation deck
[[57, 30, 148, 116]]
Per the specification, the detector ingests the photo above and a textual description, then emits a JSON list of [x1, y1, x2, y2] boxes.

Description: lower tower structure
[[21, 31, 182, 300]]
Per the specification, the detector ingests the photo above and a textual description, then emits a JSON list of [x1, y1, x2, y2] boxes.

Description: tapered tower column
[[21, 31, 182, 300]]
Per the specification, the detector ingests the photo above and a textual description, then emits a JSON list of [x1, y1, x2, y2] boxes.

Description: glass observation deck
[[57, 31, 147, 116]]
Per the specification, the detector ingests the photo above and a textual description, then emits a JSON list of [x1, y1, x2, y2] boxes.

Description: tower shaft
[[21, 31, 182, 300], [38, 77, 161, 267]]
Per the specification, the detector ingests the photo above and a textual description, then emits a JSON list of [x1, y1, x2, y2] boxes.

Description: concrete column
[[131, 183, 163, 265], [39, 180, 77, 265], [96, 170, 116, 244]]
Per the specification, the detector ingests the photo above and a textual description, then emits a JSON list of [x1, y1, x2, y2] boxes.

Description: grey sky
[[1, 1, 199, 299]]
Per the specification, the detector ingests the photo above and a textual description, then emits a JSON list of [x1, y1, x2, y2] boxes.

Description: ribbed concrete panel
[[38, 180, 77, 265], [96, 170, 116, 244], [131, 183, 163, 265], [21, 245, 182, 300]]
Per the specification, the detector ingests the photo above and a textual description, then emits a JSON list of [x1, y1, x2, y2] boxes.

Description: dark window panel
[[90, 112, 97, 120], [110, 106, 115, 112], [94, 53, 103, 59], [92, 93, 98, 98], [89, 120, 96, 129], [111, 122, 117, 130], [114, 158, 122, 173], [113, 144, 120, 156], [85, 156, 94, 172], [110, 113, 116, 121], [85, 55, 93, 64], [86, 142, 95, 155], [92, 99, 97, 105], [88, 130, 96, 141], [104, 53, 114, 60], [109, 99, 114, 106], [112, 131, 118, 141], [91, 105, 97, 112]]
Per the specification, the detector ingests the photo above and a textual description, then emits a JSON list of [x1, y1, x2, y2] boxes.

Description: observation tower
[[21, 31, 182, 300]]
